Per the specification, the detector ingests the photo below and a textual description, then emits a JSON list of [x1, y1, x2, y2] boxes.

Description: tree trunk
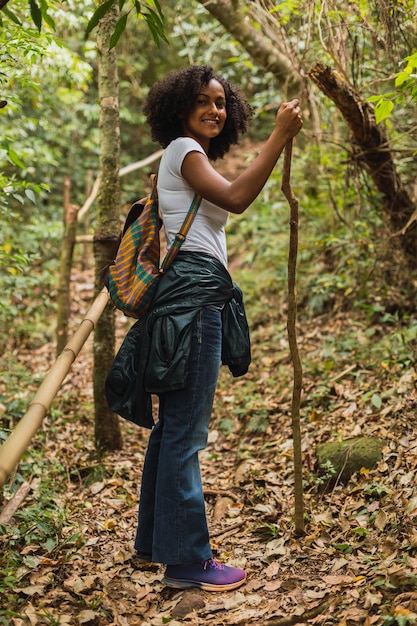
[[93, 0, 123, 452], [308, 63, 417, 270], [56, 176, 79, 356]]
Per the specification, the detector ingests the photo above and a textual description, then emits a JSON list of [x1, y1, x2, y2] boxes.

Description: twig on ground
[[211, 521, 246, 539], [0, 481, 31, 524], [204, 488, 240, 501]]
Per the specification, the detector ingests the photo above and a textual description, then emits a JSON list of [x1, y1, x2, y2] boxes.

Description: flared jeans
[[134, 306, 222, 565]]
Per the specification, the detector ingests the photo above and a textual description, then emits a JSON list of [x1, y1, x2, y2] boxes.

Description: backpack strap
[[159, 192, 202, 273], [122, 175, 159, 236]]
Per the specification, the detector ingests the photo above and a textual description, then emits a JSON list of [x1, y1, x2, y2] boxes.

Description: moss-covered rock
[[316, 436, 387, 485]]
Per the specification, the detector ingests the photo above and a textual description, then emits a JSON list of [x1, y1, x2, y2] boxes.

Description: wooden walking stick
[[281, 139, 304, 536]]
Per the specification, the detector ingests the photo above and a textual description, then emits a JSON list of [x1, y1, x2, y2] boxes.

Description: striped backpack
[[103, 175, 201, 319]]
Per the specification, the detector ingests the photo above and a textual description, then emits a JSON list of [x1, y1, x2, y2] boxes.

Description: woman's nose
[[207, 101, 219, 115]]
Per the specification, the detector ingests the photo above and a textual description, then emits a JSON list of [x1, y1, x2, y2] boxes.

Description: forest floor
[[1, 257, 417, 626]]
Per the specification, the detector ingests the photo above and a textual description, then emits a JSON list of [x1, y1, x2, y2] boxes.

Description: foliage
[[0, 451, 84, 622], [86, 0, 167, 48], [0, 0, 57, 31], [0, 1, 96, 210], [368, 51, 417, 124], [242, 0, 417, 188], [0, 215, 62, 351], [0, 0, 97, 305], [0, 0, 300, 345]]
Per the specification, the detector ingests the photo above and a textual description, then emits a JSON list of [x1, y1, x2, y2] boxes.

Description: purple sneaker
[[163, 558, 246, 591]]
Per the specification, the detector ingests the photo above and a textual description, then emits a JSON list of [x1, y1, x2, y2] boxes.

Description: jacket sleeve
[[221, 283, 251, 377], [105, 320, 154, 429]]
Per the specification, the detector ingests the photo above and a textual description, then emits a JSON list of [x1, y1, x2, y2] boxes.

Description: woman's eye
[[195, 98, 226, 109]]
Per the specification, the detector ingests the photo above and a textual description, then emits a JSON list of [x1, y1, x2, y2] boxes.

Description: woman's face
[[181, 78, 227, 151]]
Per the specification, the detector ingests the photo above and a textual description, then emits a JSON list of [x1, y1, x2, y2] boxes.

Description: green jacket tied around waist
[[105, 252, 251, 429]]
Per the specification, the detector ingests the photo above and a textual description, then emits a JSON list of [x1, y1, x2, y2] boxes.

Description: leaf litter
[[1, 265, 417, 626]]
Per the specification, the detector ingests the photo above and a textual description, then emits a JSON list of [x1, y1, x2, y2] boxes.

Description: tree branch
[[309, 63, 417, 268], [282, 140, 304, 537], [198, 0, 301, 94]]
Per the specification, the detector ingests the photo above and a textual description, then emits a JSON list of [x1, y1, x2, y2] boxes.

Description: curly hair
[[143, 65, 254, 161]]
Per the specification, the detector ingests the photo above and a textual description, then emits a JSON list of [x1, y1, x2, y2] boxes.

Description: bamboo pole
[[281, 140, 304, 537], [0, 288, 110, 488]]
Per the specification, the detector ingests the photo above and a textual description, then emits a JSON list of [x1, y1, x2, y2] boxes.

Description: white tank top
[[157, 137, 229, 268]]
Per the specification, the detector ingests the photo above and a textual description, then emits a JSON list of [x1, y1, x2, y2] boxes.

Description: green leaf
[[109, 13, 128, 49], [44, 537, 56, 552], [2, 6, 22, 25], [374, 99, 394, 124], [143, 7, 168, 45], [371, 393, 382, 409], [404, 52, 417, 67], [25, 189, 37, 204], [86, 0, 115, 36], [29, 0, 42, 31], [395, 71, 412, 88], [333, 543, 353, 553], [148, 6, 165, 32], [8, 150, 26, 169], [152, 0, 164, 21], [39, 0, 56, 30], [368, 92, 395, 103]]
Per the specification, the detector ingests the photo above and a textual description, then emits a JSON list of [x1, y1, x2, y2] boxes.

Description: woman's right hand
[[275, 99, 303, 142]]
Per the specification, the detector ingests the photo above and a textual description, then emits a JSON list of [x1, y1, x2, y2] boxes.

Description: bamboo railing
[[0, 288, 110, 488], [0, 150, 165, 491]]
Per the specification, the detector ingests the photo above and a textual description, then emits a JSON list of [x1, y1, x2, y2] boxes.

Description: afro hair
[[143, 65, 254, 160]]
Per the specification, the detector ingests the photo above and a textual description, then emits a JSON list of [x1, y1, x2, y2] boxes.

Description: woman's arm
[[181, 99, 303, 214]]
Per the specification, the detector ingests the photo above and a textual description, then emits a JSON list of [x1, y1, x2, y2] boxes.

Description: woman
[[133, 65, 303, 591]]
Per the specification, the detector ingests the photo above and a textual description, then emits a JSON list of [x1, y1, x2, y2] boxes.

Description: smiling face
[[181, 78, 227, 152]]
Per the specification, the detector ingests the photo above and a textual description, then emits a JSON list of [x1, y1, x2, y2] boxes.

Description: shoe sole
[[163, 573, 246, 592], [132, 556, 153, 565]]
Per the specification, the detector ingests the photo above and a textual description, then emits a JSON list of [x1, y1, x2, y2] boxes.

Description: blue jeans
[[134, 306, 222, 565]]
